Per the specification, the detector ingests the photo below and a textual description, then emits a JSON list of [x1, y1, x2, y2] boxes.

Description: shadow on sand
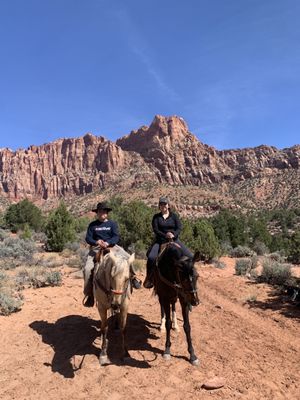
[[245, 282, 300, 321], [30, 313, 161, 378]]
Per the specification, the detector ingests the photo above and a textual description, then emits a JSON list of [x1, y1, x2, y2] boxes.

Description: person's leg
[[176, 240, 193, 259], [83, 249, 96, 306], [144, 243, 160, 288]]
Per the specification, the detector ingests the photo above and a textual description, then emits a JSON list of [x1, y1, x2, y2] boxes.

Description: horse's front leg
[[119, 303, 130, 360], [171, 302, 179, 332], [161, 299, 172, 360], [160, 303, 166, 331], [98, 307, 110, 366], [179, 297, 199, 366]]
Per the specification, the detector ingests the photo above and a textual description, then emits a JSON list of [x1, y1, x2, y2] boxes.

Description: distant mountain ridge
[[1, 115, 300, 214]]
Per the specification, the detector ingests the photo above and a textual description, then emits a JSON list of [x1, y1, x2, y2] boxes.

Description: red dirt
[[1, 257, 299, 400]]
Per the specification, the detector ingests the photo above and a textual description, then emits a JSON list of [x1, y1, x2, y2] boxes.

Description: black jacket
[[152, 212, 182, 244]]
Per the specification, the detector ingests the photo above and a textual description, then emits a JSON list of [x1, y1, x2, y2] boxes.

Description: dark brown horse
[[154, 242, 200, 365]]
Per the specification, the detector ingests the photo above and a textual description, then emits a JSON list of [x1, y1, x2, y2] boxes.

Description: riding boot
[[83, 269, 95, 307], [130, 264, 142, 289], [143, 261, 154, 289]]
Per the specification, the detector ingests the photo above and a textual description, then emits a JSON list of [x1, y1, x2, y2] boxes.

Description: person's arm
[[152, 214, 167, 240], [85, 223, 97, 246], [106, 221, 120, 245], [172, 213, 182, 239]]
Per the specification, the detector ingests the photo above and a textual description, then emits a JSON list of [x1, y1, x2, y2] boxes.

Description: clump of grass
[[235, 258, 251, 275], [0, 229, 9, 242], [235, 256, 258, 276], [16, 268, 62, 288], [0, 237, 37, 266], [245, 294, 257, 303], [252, 241, 269, 256], [265, 251, 286, 263], [260, 259, 293, 286], [0, 271, 8, 287], [0, 290, 23, 315], [230, 246, 255, 258], [212, 258, 226, 269]]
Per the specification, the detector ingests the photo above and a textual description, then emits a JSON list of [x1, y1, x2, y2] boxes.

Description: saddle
[[156, 241, 182, 266], [93, 247, 111, 264]]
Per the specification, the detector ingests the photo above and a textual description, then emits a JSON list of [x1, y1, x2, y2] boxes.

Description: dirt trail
[[0, 258, 299, 400]]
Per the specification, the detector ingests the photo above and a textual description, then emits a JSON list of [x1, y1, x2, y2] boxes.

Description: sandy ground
[[0, 257, 299, 400]]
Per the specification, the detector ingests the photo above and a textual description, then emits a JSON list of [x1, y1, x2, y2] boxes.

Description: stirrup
[[83, 295, 94, 308]]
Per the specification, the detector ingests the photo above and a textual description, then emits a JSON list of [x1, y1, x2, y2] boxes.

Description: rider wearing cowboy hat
[[83, 201, 141, 307]]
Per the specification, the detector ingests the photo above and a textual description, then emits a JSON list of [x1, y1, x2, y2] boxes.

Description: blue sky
[[0, 0, 300, 151]]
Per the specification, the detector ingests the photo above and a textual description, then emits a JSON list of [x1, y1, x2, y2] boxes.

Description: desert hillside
[[1, 115, 300, 215]]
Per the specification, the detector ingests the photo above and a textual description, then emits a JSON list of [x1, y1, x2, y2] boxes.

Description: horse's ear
[[128, 253, 135, 265], [193, 251, 201, 262]]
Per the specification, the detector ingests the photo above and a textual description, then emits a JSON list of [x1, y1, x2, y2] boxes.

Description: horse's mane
[[107, 246, 132, 278]]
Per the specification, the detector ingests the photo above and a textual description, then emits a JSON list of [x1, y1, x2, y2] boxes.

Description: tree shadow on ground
[[245, 283, 300, 321], [30, 313, 161, 378]]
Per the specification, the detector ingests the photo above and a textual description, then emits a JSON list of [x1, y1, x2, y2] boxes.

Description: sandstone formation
[[0, 115, 299, 211]]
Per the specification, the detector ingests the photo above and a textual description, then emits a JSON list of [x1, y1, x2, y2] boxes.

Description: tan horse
[[93, 245, 135, 365]]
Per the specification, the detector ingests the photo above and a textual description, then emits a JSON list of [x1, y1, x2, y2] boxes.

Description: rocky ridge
[[0, 115, 299, 213]]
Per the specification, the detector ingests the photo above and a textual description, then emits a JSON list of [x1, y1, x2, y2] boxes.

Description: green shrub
[[32, 231, 47, 243], [0, 271, 8, 286], [190, 219, 220, 261], [4, 199, 44, 232], [219, 241, 233, 256], [235, 258, 252, 275], [0, 237, 37, 263], [265, 251, 286, 263], [289, 231, 300, 264], [230, 245, 254, 258], [19, 223, 32, 240], [252, 241, 269, 256], [212, 258, 226, 269], [45, 202, 76, 252], [0, 229, 8, 241], [260, 260, 293, 286], [16, 268, 62, 288], [0, 290, 23, 315]]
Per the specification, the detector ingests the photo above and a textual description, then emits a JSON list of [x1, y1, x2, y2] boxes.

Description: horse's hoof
[[99, 355, 110, 366], [190, 358, 199, 366], [163, 353, 171, 360]]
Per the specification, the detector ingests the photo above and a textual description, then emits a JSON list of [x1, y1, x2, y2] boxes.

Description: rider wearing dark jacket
[[143, 197, 193, 288], [83, 201, 141, 308]]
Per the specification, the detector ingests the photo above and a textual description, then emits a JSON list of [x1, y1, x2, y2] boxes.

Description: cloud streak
[[113, 7, 180, 102]]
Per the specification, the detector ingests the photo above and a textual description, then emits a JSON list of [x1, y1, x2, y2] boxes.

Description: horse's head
[[109, 252, 134, 311], [160, 244, 200, 307], [175, 251, 200, 307]]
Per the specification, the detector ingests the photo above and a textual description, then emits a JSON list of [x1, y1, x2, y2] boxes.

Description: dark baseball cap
[[159, 197, 169, 204], [92, 202, 112, 213]]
